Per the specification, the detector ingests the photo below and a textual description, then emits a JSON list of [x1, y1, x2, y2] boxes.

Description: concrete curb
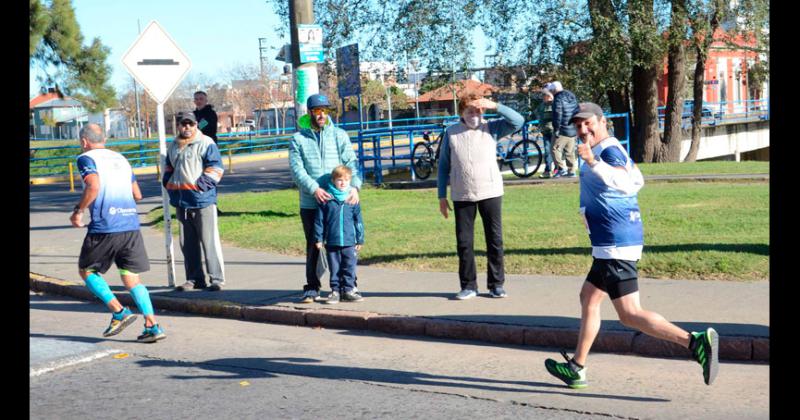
[[30, 272, 768, 362]]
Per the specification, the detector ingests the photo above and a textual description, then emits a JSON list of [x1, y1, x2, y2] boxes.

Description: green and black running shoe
[[690, 327, 719, 385], [545, 350, 587, 389]]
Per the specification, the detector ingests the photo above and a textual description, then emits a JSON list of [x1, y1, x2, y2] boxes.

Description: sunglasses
[[179, 121, 196, 126], [310, 108, 328, 116]]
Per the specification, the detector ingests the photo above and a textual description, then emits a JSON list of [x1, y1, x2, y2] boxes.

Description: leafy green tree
[[629, 0, 666, 162], [684, 0, 726, 162], [658, 0, 689, 162], [30, 0, 116, 112]]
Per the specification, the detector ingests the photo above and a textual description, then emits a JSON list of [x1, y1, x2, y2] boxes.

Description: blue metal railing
[[37, 100, 767, 180], [29, 115, 475, 177], [656, 98, 769, 128], [358, 112, 631, 184]]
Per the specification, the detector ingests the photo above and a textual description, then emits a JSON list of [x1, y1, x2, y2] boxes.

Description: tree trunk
[[607, 88, 630, 140], [685, 0, 722, 162], [658, 0, 688, 162], [628, 0, 663, 162], [684, 47, 706, 162], [632, 65, 661, 162]]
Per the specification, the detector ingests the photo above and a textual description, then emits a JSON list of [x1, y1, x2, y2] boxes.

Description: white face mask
[[464, 116, 481, 129]]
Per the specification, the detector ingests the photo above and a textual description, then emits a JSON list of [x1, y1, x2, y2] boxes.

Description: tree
[[658, 0, 689, 162], [684, 0, 725, 162], [30, 0, 116, 112], [585, 0, 632, 138], [629, 0, 666, 162], [265, 0, 481, 74]]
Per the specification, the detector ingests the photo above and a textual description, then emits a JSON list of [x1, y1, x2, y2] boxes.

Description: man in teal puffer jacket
[[289, 94, 362, 303]]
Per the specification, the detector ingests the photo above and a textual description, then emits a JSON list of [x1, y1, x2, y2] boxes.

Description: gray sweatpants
[[176, 204, 225, 284]]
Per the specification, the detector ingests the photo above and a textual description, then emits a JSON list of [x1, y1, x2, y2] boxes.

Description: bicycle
[[495, 127, 544, 178], [411, 124, 446, 180], [412, 122, 544, 179]]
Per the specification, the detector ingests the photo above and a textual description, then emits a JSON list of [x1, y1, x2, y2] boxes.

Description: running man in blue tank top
[[543, 103, 718, 389], [70, 124, 165, 343]]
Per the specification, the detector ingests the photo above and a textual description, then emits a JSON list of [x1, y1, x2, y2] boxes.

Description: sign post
[[121, 20, 192, 287]]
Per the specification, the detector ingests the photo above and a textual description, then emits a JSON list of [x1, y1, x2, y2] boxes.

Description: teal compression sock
[[130, 284, 154, 316], [84, 273, 115, 305]]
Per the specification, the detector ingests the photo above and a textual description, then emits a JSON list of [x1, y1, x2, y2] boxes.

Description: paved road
[[30, 292, 769, 420]]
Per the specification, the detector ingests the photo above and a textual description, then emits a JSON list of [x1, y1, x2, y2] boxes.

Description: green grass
[[380, 161, 769, 183], [636, 161, 768, 175], [148, 180, 769, 281]]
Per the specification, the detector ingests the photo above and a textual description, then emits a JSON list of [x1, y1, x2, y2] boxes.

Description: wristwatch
[[73, 205, 84, 214]]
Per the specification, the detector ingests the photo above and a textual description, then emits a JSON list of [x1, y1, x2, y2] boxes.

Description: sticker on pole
[[121, 21, 192, 104]]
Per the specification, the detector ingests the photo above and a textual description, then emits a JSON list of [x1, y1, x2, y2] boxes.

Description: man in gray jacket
[[437, 93, 524, 300], [547, 81, 580, 178], [163, 111, 226, 292]]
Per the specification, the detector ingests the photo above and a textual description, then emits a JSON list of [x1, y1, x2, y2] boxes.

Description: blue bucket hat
[[307, 94, 332, 110]]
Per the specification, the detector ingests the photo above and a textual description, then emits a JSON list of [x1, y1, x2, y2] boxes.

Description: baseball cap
[[307, 94, 332, 110], [544, 81, 562, 92], [176, 110, 197, 124], [571, 102, 604, 122]]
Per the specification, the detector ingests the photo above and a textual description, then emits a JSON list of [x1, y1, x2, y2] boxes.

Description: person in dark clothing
[[193, 91, 218, 143], [547, 81, 579, 178], [194, 90, 223, 215]]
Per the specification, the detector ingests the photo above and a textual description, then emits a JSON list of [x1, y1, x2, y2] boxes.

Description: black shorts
[[78, 230, 150, 274], [586, 258, 639, 300]]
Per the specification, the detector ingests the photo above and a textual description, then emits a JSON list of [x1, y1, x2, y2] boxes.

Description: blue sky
[[30, 0, 488, 99]]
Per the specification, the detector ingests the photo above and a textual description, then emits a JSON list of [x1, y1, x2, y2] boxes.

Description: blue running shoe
[[103, 307, 137, 337], [137, 324, 166, 343]]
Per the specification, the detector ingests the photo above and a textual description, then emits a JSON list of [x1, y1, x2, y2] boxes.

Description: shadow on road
[[136, 356, 671, 402]]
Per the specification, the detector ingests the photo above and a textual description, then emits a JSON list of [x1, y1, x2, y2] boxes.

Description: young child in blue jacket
[[314, 165, 365, 304]]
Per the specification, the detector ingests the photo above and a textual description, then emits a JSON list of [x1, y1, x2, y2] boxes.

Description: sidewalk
[[29, 163, 770, 362]]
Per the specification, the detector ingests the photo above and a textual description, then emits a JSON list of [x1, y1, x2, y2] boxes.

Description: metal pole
[[289, 0, 318, 121], [133, 79, 142, 139], [134, 20, 143, 141], [386, 85, 393, 129], [358, 94, 364, 132], [156, 103, 176, 286], [68, 162, 75, 192]]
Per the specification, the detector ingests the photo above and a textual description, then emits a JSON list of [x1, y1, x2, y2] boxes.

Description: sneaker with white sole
[[690, 327, 719, 385], [455, 289, 477, 300], [545, 350, 587, 389], [342, 290, 364, 302], [324, 290, 340, 304]]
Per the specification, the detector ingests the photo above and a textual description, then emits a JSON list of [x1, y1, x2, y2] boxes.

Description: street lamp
[[374, 69, 393, 129], [410, 59, 420, 119]]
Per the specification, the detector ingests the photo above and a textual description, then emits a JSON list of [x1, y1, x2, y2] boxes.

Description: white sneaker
[[455, 289, 477, 300]]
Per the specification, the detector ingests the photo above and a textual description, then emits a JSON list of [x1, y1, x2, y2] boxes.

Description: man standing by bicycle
[[437, 93, 524, 300]]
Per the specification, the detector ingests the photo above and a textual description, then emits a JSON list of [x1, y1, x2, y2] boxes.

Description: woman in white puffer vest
[[437, 93, 524, 300]]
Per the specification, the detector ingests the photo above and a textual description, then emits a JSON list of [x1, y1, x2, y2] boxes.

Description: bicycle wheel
[[412, 142, 434, 180], [508, 139, 543, 178]]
